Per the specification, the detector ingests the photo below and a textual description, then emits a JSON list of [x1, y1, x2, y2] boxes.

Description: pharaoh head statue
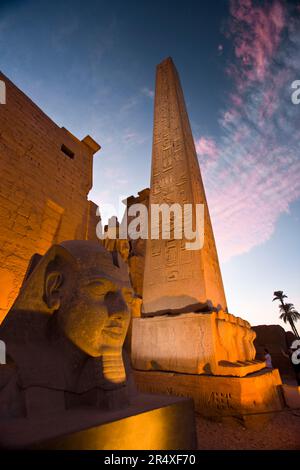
[[43, 241, 131, 358], [0, 241, 133, 393]]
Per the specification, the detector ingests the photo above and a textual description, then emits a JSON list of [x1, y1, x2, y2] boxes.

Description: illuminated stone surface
[[0, 396, 196, 450], [131, 58, 267, 385], [142, 57, 227, 316], [132, 312, 264, 377], [134, 368, 284, 417], [0, 240, 196, 449], [0, 73, 100, 323], [0, 241, 133, 418]]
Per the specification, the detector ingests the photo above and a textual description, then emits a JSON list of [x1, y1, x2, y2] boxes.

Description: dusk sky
[[1, 0, 300, 330]]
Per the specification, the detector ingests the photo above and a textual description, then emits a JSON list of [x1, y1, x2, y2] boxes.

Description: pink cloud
[[230, 93, 242, 108], [229, 0, 285, 84], [199, 1, 300, 262]]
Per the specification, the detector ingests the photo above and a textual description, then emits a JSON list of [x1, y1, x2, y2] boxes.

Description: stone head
[[44, 241, 132, 357], [1, 241, 132, 360]]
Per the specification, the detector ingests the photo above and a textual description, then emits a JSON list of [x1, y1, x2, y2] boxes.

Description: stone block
[[132, 312, 265, 377], [133, 369, 283, 418], [0, 72, 101, 323], [0, 395, 196, 450]]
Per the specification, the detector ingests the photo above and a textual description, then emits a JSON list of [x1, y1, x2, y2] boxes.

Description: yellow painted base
[[0, 395, 196, 450], [133, 369, 284, 418]]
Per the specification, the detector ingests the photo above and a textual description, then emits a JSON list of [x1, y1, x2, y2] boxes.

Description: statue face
[[46, 251, 132, 358]]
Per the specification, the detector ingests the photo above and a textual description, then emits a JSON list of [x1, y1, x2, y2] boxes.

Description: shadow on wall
[[253, 324, 296, 377]]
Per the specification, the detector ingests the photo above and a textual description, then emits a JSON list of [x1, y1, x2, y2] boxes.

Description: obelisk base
[[132, 313, 265, 377], [133, 369, 284, 418]]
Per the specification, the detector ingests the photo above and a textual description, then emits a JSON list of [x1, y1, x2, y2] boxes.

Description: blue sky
[[1, 0, 300, 330]]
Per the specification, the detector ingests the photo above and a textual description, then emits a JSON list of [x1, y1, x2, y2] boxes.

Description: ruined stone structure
[[253, 324, 296, 378], [132, 312, 260, 377], [126, 188, 150, 299], [0, 72, 100, 322], [143, 57, 226, 316]]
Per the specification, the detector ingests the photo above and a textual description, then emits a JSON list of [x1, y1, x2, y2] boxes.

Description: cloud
[[195, 137, 219, 157], [228, 0, 285, 84], [197, 0, 300, 262], [103, 167, 128, 184], [122, 130, 147, 146], [195, 137, 219, 168], [119, 95, 139, 113], [123, 132, 137, 143]]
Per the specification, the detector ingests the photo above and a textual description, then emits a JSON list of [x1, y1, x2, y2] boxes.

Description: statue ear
[[44, 271, 63, 311]]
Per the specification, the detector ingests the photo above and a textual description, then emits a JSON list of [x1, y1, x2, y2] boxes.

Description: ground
[[196, 409, 300, 450]]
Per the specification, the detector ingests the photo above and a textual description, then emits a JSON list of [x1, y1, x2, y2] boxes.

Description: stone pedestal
[[132, 312, 265, 377], [0, 394, 196, 450], [133, 369, 283, 418]]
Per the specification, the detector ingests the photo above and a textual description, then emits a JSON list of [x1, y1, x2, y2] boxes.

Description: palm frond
[[290, 310, 300, 322], [279, 312, 288, 323], [273, 291, 287, 299], [279, 303, 294, 313], [274, 291, 284, 297]]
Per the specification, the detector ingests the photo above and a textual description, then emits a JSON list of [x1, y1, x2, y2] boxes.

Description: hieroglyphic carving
[[208, 392, 234, 410], [142, 57, 227, 315]]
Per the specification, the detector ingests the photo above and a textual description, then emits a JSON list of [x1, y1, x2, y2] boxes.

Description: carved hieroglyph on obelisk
[[142, 57, 227, 315]]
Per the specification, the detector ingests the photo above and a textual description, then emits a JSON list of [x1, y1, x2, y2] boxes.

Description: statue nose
[[105, 290, 128, 316]]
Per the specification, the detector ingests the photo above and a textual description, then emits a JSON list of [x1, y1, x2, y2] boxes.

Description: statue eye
[[85, 282, 108, 297], [84, 278, 116, 298]]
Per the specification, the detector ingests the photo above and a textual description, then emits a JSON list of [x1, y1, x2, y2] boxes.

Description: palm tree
[[273, 291, 300, 338]]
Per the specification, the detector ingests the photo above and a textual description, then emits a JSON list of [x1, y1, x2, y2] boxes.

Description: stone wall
[[126, 188, 149, 298], [0, 72, 100, 322], [253, 324, 295, 377]]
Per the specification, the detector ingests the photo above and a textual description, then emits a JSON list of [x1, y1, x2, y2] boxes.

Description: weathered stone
[[133, 368, 284, 418], [286, 331, 297, 347], [253, 324, 295, 377], [0, 241, 133, 418], [0, 240, 196, 450], [128, 58, 281, 418], [126, 188, 150, 298], [101, 189, 150, 300], [0, 73, 101, 322], [142, 57, 227, 316], [128, 255, 144, 298], [132, 312, 264, 377]]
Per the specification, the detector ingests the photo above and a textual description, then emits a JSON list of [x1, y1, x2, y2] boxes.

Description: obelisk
[[142, 57, 227, 315]]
